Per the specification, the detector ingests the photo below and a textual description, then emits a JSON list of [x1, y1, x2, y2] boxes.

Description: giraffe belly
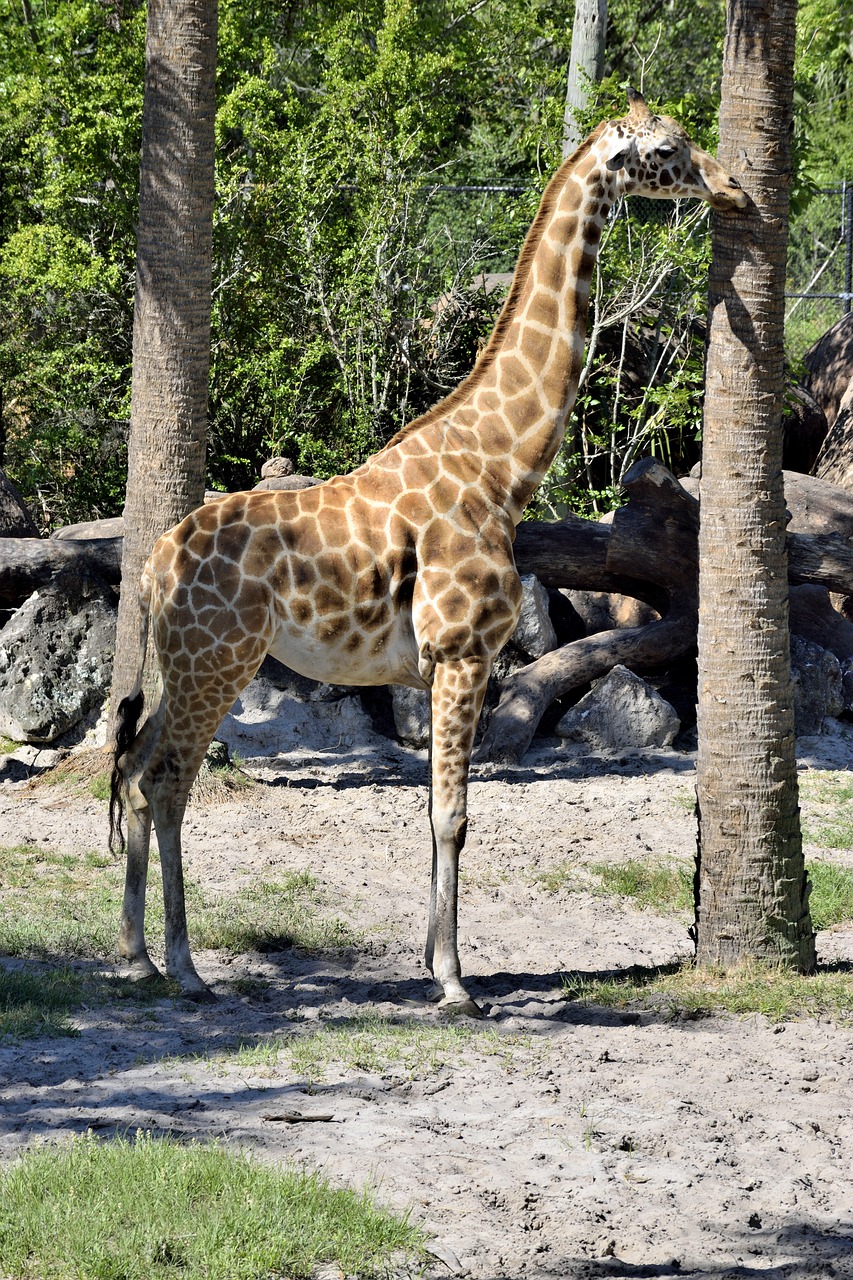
[[267, 612, 426, 690]]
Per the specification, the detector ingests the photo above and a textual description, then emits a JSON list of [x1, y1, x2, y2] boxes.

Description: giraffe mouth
[[707, 183, 749, 213]]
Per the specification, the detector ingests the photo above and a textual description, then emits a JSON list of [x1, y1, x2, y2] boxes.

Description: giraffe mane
[[377, 121, 610, 453]]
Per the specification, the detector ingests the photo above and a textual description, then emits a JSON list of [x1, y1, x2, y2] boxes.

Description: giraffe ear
[[606, 148, 629, 171]]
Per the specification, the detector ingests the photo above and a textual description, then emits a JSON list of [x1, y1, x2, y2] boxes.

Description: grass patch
[[190, 871, 360, 954], [563, 961, 853, 1023], [808, 862, 853, 930], [0, 1130, 423, 1279], [671, 787, 697, 812], [218, 1014, 523, 1082], [588, 860, 693, 912], [28, 746, 254, 807], [535, 858, 693, 913], [800, 769, 853, 849], [539, 854, 853, 930], [0, 845, 359, 962], [0, 967, 83, 1040]]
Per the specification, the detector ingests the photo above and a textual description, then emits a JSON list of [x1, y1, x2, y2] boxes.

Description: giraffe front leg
[[424, 658, 489, 1018]]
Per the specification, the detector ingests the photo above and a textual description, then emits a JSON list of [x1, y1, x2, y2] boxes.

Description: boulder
[[790, 634, 843, 735], [0, 568, 117, 743], [554, 664, 680, 751], [0, 469, 39, 538], [391, 684, 430, 749], [512, 574, 558, 658]]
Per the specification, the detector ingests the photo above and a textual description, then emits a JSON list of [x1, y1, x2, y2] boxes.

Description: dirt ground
[[1, 683, 853, 1280]]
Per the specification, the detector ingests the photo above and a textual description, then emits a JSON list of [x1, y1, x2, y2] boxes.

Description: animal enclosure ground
[[1, 714, 853, 1279]]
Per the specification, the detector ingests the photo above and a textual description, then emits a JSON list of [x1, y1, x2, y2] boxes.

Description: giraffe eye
[[656, 145, 676, 158]]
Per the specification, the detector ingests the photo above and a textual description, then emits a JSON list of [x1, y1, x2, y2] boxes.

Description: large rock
[[391, 684, 430, 749], [554, 664, 680, 751], [790, 634, 843, 735], [512, 574, 558, 659], [0, 469, 39, 538], [0, 568, 117, 743]]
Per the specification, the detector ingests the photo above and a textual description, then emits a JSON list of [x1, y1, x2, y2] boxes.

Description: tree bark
[[108, 0, 218, 736], [694, 0, 814, 970], [562, 0, 608, 158]]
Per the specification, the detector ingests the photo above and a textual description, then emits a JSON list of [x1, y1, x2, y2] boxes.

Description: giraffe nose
[[728, 176, 742, 189]]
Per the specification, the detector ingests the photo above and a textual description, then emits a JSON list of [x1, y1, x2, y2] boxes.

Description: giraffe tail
[[108, 567, 153, 856]]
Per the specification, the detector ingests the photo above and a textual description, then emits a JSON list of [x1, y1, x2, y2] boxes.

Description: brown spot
[[345, 632, 364, 653], [436, 587, 469, 619], [290, 517, 323, 559], [317, 617, 347, 644], [658, 169, 673, 186], [216, 522, 252, 563], [397, 492, 433, 527], [242, 527, 284, 579], [291, 598, 313, 626], [561, 179, 583, 211], [245, 495, 279, 527], [293, 560, 317, 592], [522, 327, 554, 368], [530, 294, 559, 332], [429, 480, 462, 518], [315, 584, 346, 616]]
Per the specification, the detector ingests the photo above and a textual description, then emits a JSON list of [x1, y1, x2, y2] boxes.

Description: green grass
[[0, 1131, 423, 1279], [588, 860, 693, 912], [0, 845, 359, 961], [563, 961, 853, 1023], [808, 862, 853, 930], [213, 1014, 524, 1082], [800, 769, 853, 849], [0, 967, 84, 1040], [536, 850, 853, 932], [535, 858, 693, 913]]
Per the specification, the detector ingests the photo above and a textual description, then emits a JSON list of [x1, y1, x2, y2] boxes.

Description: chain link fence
[[786, 184, 853, 360], [421, 183, 853, 366]]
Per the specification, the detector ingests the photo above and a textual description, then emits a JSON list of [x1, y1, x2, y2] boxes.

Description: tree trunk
[[562, 0, 608, 158], [694, 0, 814, 970], [109, 0, 218, 735]]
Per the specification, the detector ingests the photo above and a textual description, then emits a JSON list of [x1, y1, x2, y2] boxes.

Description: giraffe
[[110, 90, 747, 1015]]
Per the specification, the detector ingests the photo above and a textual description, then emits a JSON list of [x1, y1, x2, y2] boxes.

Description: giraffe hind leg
[[116, 693, 165, 982], [141, 657, 269, 998]]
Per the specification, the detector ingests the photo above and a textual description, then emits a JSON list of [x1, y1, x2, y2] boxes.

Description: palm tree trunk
[[562, 0, 608, 158], [695, 0, 815, 970], [109, 0, 218, 732]]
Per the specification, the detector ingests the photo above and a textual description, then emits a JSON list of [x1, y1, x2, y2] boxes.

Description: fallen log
[[481, 458, 700, 763], [0, 537, 122, 604]]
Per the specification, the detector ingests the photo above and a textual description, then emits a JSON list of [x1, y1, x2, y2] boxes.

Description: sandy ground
[[1, 683, 853, 1279]]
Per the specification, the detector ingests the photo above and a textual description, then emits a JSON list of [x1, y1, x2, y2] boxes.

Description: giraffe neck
[[452, 141, 618, 520]]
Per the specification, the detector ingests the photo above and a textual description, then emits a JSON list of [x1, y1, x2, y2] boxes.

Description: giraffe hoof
[[183, 984, 217, 1004], [437, 995, 484, 1019], [425, 982, 445, 1004], [120, 959, 163, 983]]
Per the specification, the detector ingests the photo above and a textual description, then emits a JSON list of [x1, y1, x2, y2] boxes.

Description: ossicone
[[626, 87, 653, 123]]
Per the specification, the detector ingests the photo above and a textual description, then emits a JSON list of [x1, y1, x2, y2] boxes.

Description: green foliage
[[0, 1131, 423, 1278], [530, 198, 713, 518], [794, 0, 853, 188], [1, 0, 842, 525], [0, 0, 143, 527]]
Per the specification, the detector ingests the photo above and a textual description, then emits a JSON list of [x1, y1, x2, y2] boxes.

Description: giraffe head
[[598, 88, 748, 212]]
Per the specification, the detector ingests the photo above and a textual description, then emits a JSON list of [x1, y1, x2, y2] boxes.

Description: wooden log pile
[[2, 459, 853, 762]]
